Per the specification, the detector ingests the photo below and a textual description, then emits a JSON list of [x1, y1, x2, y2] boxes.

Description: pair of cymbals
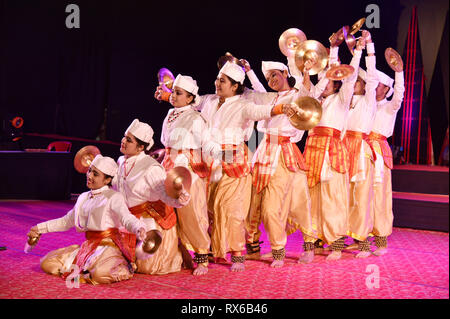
[[74, 145, 101, 173], [329, 26, 349, 47], [157, 68, 175, 92], [164, 166, 192, 199], [141, 230, 162, 254], [288, 96, 322, 131], [294, 40, 329, 75], [279, 28, 307, 58], [326, 64, 355, 81], [385, 47, 403, 72], [217, 52, 245, 69], [336, 18, 366, 55]]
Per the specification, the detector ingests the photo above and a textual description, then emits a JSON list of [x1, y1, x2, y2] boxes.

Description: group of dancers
[[26, 28, 405, 284]]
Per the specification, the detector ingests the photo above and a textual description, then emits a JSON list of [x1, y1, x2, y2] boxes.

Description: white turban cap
[[261, 61, 290, 79], [125, 119, 154, 151], [219, 61, 245, 84], [91, 154, 118, 177], [173, 74, 199, 96], [376, 70, 394, 98]]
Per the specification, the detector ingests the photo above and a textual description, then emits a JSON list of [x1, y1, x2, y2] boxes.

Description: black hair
[[104, 174, 113, 187], [224, 74, 245, 95], [287, 76, 296, 88], [134, 136, 150, 155]]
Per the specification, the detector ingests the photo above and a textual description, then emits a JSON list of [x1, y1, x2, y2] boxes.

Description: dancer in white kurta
[[342, 32, 379, 258], [303, 37, 366, 261], [114, 119, 190, 275], [366, 62, 405, 256], [159, 74, 220, 276], [184, 61, 297, 271], [238, 61, 317, 266], [28, 155, 147, 285]]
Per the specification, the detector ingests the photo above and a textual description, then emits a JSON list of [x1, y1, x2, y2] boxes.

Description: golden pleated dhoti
[[304, 126, 350, 245], [367, 132, 394, 238], [285, 170, 316, 242], [344, 132, 375, 241], [40, 239, 134, 285], [372, 160, 394, 237], [176, 174, 210, 255], [208, 170, 252, 259], [309, 169, 350, 244], [129, 202, 183, 275]]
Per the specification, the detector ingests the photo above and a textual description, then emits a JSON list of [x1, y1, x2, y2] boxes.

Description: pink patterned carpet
[[0, 200, 448, 299]]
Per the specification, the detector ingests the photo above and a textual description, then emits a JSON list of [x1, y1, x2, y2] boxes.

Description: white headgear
[[261, 61, 290, 79], [376, 70, 394, 98], [219, 61, 245, 84], [173, 74, 199, 96], [91, 155, 118, 177], [125, 119, 154, 151]]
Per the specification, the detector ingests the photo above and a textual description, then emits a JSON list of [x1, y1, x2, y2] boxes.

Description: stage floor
[[0, 200, 448, 299]]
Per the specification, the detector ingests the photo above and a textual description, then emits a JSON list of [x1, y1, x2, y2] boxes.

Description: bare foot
[[193, 264, 209, 276], [326, 251, 342, 261], [230, 262, 245, 272], [270, 259, 284, 268], [373, 247, 388, 256], [298, 251, 314, 264], [355, 251, 372, 258]]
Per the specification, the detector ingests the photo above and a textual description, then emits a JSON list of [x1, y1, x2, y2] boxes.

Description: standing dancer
[[303, 37, 366, 261], [158, 74, 220, 275], [27, 155, 147, 285], [172, 61, 297, 271], [242, 60, 317, 266], [367, 56, 405, 256], [343, 31, 379, 258], [114, 119, 190, 275]]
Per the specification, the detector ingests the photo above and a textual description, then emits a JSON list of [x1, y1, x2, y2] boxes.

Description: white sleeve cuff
[[366, 42, 375, 54]]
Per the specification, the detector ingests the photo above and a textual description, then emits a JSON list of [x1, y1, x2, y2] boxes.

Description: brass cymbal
[[157, 68, 175, 92], [294, 40, 328, 75], [27, 233, 41, 246], [343, 27, 356, 55], [279, 28, 307, 57], [164, 166, 192, 199], [142, 230, 162, 254], [149, 148, 166, 163], [289, 96, 322, 130], [74, 145, 101, 174], [217, 52, 244, 69], [326, 64, 355, 80], [329, 26, 349, 47], [350, 17, 366, 35], [385, 47, 403, 72]]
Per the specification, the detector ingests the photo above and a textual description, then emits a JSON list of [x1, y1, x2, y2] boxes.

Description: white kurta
[[113, 152, 185, 209], [370, 71, 405, 138], [196, 94, 273, 145], [37, 186, 146, 234], [37, 186, 146, 273], [315, 48, 363, 181]]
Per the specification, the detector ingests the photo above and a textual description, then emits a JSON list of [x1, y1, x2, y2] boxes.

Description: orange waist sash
[[65, 228, 136, 279], [129, 201, 177, 230], [367, 132, 393, 169], [252, 134, 308, 193], [303, 126, 348, 188], [343, 130, 377, 178], [162, 147, 209, 178]]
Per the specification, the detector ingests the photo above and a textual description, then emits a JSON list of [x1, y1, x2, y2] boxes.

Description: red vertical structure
[[393, 6, 432, 164]]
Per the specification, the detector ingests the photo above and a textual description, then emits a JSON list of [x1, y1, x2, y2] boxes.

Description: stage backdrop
[[2, 0, 446, 161]]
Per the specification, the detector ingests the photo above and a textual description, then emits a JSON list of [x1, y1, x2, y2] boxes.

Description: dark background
[[0, 0, 404, 150]]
